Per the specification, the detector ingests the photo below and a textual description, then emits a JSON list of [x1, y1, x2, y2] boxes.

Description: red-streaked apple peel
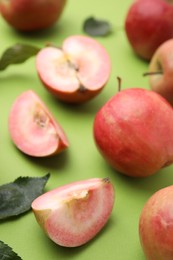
[[36, 35, 111, 103], [93, 88, 173, 177], [147, 39, 173, 106], [139, 185, 173, 259], [32, 177, 115, 247], [125, 0, 173, 61], [8, 90, 69, 157]]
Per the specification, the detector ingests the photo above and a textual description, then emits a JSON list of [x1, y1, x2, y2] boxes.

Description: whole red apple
[[125, 0, 173, 61], [145, 39, 173, 105], [0, 0, 67, 31], [93, 88, 173, 177], [139, 185, 173, 259]]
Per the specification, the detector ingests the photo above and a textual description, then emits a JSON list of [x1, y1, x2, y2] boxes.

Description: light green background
[[0, 1, 172, 259]]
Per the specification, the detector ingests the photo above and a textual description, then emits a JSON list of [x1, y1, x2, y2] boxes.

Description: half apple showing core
[[36, 35, 111, 103], [32, 177, 115, 247], [8, 90, 69, 157]]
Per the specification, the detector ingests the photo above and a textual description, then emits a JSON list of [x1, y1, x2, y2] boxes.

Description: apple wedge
[[36, 35, 111, 103], [32, 177, 115, 247], [8, 90, 69, 157]]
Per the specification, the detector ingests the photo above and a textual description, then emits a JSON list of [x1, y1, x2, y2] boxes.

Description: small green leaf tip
[[0, 43, 40, 71], [0, 173, 50, 220], [83, 16, 112, 37], [0, 240, 22, 259]]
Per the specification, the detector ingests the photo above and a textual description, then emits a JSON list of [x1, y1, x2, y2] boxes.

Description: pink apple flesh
[[139, 185, 173, 260], [0, 0, 67, 31], [93, 88, 173, 177], [8, 90, 69, 157], [32, 177, 115, 247], [36, 35, 111, 103]]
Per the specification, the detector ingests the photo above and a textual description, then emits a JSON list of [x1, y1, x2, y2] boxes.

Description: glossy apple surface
[[32, 177, 115, 247], [146, 39, 173, 105], [139, 185, 173, 260], [93, 88, 173, 177], [36, 35, 111, 104], [8, 90, 69, 157], [125, 0, 173, 60], [0, 0, 67, 31]]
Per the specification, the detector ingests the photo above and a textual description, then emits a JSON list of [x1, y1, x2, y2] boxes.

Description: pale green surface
[[0, 1, 173, 259]]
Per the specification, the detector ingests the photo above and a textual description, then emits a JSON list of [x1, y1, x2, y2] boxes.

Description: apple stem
[[45, 42, 59, 48], [103, 177, 110, 183], [117, 77, 122, 92], [143, 71, 163, 77]]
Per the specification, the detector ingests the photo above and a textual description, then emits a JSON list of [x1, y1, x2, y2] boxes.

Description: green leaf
[[0, 241, 22, 259], [83, 16, 112, 37], [0, 43, 40, 71], [0, 173, 50, 220]]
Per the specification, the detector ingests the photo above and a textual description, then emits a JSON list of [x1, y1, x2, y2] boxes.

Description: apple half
[[8, 90, 69, 157], [36, 35, 111, 103], [32, 177, 115, 247]]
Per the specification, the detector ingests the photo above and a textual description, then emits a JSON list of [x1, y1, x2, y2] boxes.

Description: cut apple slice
[[32, 177, 115, 247], [8, 90, 69, 157], [36, 35, 111, 103]]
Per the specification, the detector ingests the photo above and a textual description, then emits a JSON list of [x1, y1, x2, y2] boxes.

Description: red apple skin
[[32, 178, 115, 247], [39, 80, 104, 104], [0, 0, 66, 31], [139, 186, 173, 260], [147, 39, 173, 105], [125, 0, 173, 61], [93, 88, 173, 177], [36, 35, 111, 104], [8, 90, 69, 157]]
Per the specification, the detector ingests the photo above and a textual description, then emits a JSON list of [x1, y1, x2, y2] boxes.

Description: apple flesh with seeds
[[8, 90, 69, 157], [32, 177, 115, 247], [125, 0, 173, 61], [139, 185, 173, 260], [0, 0, 66, 32], [145, 39, 173, 106], [93, 87, 173, 177], [36, 35, 111, 104]]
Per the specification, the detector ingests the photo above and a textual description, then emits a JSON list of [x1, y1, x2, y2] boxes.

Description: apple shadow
[[122, 42, 149, 66], [46, 93, 108, 116], [108, 162, 173, 196], [6, 18, 72, 43], [92, 153, 173, 198], [23, 149, 70, 171], [8, 136, 70, 172]]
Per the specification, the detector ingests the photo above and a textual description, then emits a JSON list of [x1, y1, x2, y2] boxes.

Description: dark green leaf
[[0, 241, 22, 259], [0, 173, 50, 220], [0, 43, 40, 71], [83, 17, 112, 37]]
